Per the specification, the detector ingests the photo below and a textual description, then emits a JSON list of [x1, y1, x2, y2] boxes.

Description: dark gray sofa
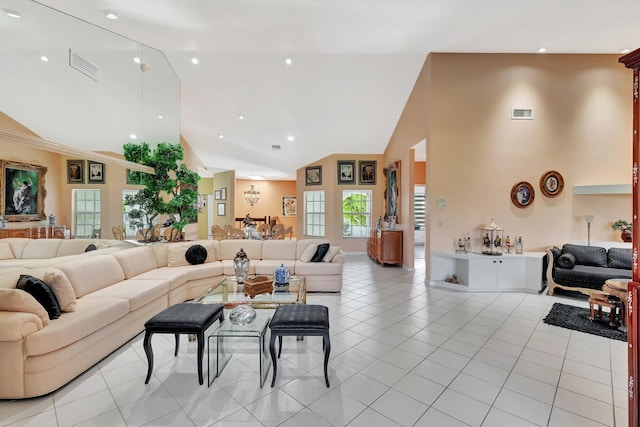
[[546, 243, 632, 295]]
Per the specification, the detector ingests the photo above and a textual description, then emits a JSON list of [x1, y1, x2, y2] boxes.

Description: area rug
[[543, 303, 627, 342]]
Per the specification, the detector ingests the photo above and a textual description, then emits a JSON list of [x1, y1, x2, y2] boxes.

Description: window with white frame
[[73, 189, 101, 238], [304, 190, 325, 237], [342, 190, 371, 238]]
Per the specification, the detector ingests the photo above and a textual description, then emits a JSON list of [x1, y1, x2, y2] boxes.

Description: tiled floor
[[0, 254, 629, 426]]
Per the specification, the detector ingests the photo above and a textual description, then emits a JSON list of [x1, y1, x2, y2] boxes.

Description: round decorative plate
[[540, 170, 564, 198], [511, 181, 535, 208]]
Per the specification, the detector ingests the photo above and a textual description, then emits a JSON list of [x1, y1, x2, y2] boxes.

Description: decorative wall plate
[[511, 181, 535, 208], [540, 170, 564, 198]]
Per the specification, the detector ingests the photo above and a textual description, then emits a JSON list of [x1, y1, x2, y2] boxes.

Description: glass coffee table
[[197, 275, 306, 308], [207, 314, 271, 388]]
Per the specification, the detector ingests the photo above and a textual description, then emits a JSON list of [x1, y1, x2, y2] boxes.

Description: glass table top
[[197, 275, 306, 308]]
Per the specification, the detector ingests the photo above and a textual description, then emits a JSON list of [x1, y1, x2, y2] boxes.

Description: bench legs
[[269, 331, 330, 388], [143, 330, 208, 385]]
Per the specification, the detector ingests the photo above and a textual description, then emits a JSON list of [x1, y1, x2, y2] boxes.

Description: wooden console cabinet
[[0, 226, 65, 239], [368, 229, 402, 266]]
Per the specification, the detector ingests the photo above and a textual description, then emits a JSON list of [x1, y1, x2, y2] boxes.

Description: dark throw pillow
[[557, 253, 576, 269], [84, 244, 97, 252], [185, 244, 208, 265], [549, 247, 562, 267], [310, 243, 330, 263], [16, 274, 62, 319]]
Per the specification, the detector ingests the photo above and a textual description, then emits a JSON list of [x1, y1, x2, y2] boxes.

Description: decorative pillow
[[43, 271, 77, 312], [300, 244, 318, 263], [84, 244, 97, 252], [562, 244, 607, 267], [185, 244, 207, 265], [94, 241, 111, 250], [311, 243, 330, 262], [549, 247, 561, 267], [16, 275, 61, 320], [167, 244, 190, 267], [323, 246, 341, 263], [0, 242, 15, 260], [557, 253, 576, 269], [0, 288, 49, 326], [608, 248, 632, 270], [198, 241, 216, 262]]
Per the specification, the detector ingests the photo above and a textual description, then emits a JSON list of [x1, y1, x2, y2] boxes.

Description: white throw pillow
[[0, 243, 14, 260], [200, 241, 216, 262], [300, 244, 318, 262], [43, 271, 77, 312], [323, 246, 341, 262], [167, 244, 190, 267], [0, 288, 49, 326]]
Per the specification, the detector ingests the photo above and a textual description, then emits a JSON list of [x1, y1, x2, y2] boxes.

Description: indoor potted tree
[[611, 219, 632, 242], [123, 142, 199, 242]]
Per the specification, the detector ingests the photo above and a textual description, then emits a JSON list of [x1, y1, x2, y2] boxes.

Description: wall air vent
[[511, 108, 533, 120], [69, 49, 99, 81], [271, 145, 281, 150]]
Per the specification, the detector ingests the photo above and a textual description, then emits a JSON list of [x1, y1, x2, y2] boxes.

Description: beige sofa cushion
[[21, 240, 63, 259], [0, 288, 49, 326], [300, 244, 317, 262], [296, 239, 330, 260], [0, 243, 15, 260], [324, 246, 341, 262], [132, 268, 189, 290], [83, 279, 169, 311], [56, 255, 125, 298], [255, 260, 296, 275], [1, 239, 31, 259], [55, 240, 98, 257], [261, 240, 297, 260], [43, 271, 77, 312], [219, 240, 263, 261], [294, 260, 343, 275], [110, 247, 159, 278]]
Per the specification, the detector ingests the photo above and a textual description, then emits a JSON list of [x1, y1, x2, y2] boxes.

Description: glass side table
[[207, 314, 271, 388]]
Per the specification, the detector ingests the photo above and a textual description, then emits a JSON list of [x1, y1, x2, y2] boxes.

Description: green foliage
[[123, 142, 200, 240], [611, 219, 632, 232], [343, 194, 367, 226]]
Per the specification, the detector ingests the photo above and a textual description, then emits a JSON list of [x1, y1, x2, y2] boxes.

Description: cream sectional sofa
[[0, 237, 343, 399]]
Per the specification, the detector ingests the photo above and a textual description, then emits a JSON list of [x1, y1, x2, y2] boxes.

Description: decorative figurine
[[233, 248, 250, 284], [483, 233, 491, 248], [48, 214, 56, 227], [464, 236, 472, 254], [376, 216, 383, 231], [457, 238, 465, 253], [516, 236, 524, 254], [481, 219, 504, 256], [504, 235, 512, 253]]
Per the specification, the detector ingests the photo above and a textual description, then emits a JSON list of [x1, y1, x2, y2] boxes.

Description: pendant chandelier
[[244, 184, 260, 206]]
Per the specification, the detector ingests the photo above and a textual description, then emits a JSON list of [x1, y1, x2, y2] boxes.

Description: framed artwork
[[305, 166, 322, 186], [220, 187, 227, 200], [87, 161, 105, 184], [540, 170, 564, 198], [282, 195, 297, 217], [217, 202, 226, 216], [214, 190, 221, 200], [383, 160, 400, 222], [1, 160, 47, 221], [511, 181, 535, 208], [337, 160, 356, 185], [67, 160, 84, 184], [359, 160, 376, 185]]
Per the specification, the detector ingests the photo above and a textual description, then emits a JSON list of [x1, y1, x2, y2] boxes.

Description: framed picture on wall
[[220, 187, 227, 200], [67, 160, 84, 184], [217, 203, 226, 216], [337, 160, 356, 185], [305, 166, 322, 186], [87, 161, 105, 184], [214, 190, 221, 200], [359, 160, 376, 185], [282, 195, 297, 217], [2, 160, 47, 221], [511, 181, 535, 208]]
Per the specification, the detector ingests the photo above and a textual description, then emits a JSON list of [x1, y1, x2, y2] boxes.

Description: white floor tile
[[414, 408, 471, 427], [504, 372, 557, 405], [548, 407, 609, 426], [482, 407, 539, 427], [370, 388, 428, 426], [493, 388, 552, 427], [340, 373, 390, 405], [345, 408, 401, 427], [432, 389, 489, 427], [308, 388, 366, 427], [553, 388, 614, 426], [449, 373, 501, 405]]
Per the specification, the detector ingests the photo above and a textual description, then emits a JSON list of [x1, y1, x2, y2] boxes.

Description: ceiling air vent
[[271, 145, 281, 150], [69, 49, 99, 81], [511, 108, 533, 120]]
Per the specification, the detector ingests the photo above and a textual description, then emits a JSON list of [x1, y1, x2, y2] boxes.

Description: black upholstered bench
[[269, 304, 330, 387], [143, 303, 224, 385]]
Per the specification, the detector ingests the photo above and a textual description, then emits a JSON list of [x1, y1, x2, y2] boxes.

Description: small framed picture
[[67, 160, 84, 184], [214, 190, 221, 200], [359, 160, 376, 185], [220, 187, 227, 200], [282, 195, 297, 217], [87, 161, 105, 184], [511, 181, 535, 208], [540, 170, 564, 198], [305, 166, 322, 186], [217, 203, 226, 216], [337, 160, 356, 185]]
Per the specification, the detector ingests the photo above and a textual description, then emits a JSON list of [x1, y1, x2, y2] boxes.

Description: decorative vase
[[622, 231, 632, 242], [233, 248, 250, 284], [274, 263, 290, 286], [229, 305, 256, 325]]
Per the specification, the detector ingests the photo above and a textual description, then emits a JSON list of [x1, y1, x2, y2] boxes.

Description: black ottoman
[[269, 304, 330, 387], [143, 303, 224, 385]]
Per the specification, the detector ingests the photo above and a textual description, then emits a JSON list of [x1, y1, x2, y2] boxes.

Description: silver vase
[[233, 248, 250, 284]]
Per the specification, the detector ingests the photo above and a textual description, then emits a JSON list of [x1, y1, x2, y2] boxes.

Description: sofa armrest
[[0, 311, 43, 341], [331, 252, 346, 264]]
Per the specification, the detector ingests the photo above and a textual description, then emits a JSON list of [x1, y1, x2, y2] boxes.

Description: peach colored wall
[[296, 153, 385, 252], [386, 53, 632, 270], [235, 179, 297, 236]]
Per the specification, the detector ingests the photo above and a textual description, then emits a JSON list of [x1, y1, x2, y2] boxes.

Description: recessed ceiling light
[[287, 135, 295, 142], [191, 57, 199, 65], [217, 133, 224, 139], [129, 134, 137, 140], [4, 9, 21, 18], [103, 10, 119, 20], [621, 49, 631, 54], [285, 58, 293, 65], [40, 56, 48, 62], [238, 114, 245, 120], [249, 176, 265, 180], [133, 57, 141, 64], [537, 47, 547, 53], [157, 114, 164, 119]]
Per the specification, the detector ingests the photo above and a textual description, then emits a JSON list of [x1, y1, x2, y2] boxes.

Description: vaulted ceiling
[[3, 0, 640, 179]]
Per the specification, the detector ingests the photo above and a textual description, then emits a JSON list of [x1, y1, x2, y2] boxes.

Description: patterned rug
[[543, 302, 627, 342]]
